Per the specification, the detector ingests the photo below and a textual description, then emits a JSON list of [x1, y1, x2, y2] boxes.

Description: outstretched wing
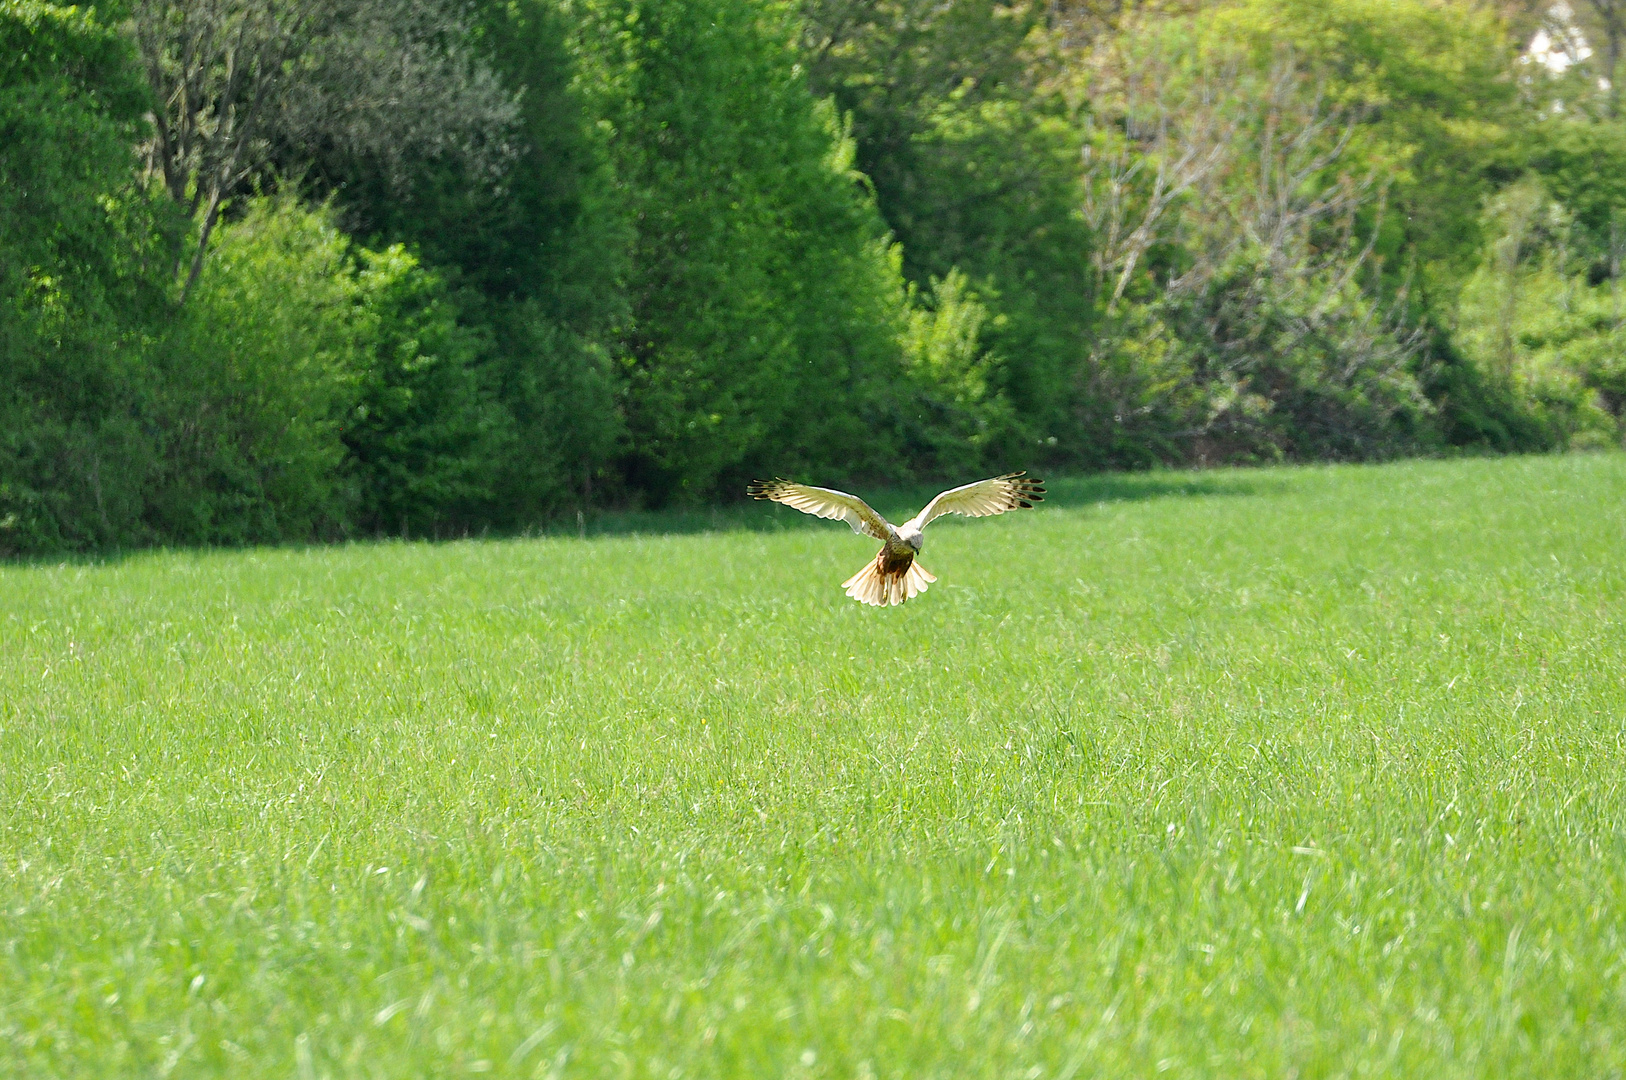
[[748, 479, 893, 540], [904, 472, 1045, 531]]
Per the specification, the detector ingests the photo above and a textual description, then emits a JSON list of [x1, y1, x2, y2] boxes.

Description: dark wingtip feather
[[1008, 473, 1044, 505]]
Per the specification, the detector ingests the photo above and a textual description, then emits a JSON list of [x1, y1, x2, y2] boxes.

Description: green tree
[[571, 0, 916, 499], [1069, 0, 1554, 460], [128, 0, 520, 297], [146, 199, 363, 543], [0, 1, 170, 554], [801, 0, 1095, 456], [309, 0, 629, 518], [341, 246, 510, 538], [1200, 0, 1521, 303]]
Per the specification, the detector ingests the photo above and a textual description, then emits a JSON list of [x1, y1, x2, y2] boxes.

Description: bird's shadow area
[[567, 469, 1277, 541], [1, 471, 1278, 568]]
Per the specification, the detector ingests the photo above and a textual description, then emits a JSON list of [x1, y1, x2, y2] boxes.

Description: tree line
[[3, 0, 1623, 555]]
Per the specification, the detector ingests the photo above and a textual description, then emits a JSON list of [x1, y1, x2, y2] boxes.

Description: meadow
[[2, 453, 1625, 1078]]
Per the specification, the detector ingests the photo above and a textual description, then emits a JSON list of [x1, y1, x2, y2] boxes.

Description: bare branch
[[1082, 43, 1241, 311], [132, 0, 521, 301], [1081, 36, 1427, 457]]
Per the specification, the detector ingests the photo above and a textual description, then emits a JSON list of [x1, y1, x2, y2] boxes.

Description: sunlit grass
[[3, 454, 1624, 1078]]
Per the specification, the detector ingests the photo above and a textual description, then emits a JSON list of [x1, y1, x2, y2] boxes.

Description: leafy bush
[[1077, 33, 1441, 465], [145, 200, 363, 544], [305, 0, 639, 516], [344, 246, 508, 538], [897, 269, 1020, 476], [800, 0, 1096, 453], [482, 301, 625, 520], [1448, 177, 1623, 450], [572, 0, 917, 499], [153, 198, 533, 544], [0, 0, 170, 555]]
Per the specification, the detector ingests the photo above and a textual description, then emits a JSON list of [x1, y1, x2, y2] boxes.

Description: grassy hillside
[[3, 455, 1624, 1077]]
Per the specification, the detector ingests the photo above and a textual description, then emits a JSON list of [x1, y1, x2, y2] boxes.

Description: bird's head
[[902, 528, 923, 552]]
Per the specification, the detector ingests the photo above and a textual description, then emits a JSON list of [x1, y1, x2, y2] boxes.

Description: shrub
[[0, 0, 170, 555], [898, 269, 1021, 476], [145, 199, 362, 544], [572, 0, 916, 498], [344, 246, 509, 537]]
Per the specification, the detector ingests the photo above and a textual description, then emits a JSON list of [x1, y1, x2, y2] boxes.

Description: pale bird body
[[746, 473, 1045, 606]]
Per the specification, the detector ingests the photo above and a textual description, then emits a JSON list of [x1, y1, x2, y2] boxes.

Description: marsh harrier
[[747, 473, 1045, 606]]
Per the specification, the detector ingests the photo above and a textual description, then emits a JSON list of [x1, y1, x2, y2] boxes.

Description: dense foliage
[[2, 0, 1623, 554]]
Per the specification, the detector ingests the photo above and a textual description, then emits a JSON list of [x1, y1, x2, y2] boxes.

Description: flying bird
[[747, 473, 1045, 606]]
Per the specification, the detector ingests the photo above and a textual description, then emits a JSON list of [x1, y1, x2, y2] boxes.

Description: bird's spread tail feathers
[[842, 555, 936, 607]]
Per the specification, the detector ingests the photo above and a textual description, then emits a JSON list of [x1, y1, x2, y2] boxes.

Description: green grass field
[[3, 454, 1625, 1078]]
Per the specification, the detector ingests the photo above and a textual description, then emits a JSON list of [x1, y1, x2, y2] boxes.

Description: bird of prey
[[747, 473, 1045, 606]]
